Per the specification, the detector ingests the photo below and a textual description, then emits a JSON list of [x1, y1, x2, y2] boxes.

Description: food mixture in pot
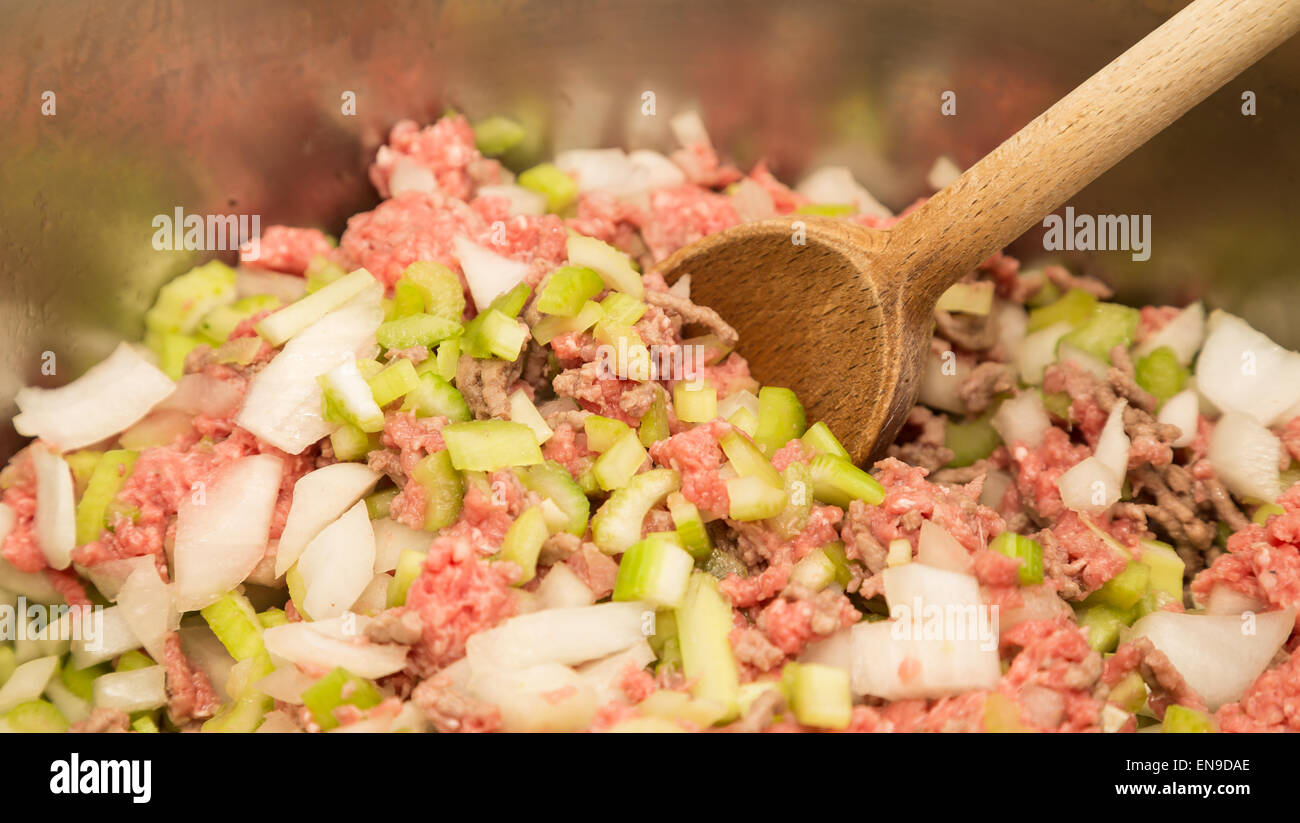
[[1, 112, 1297, 733]]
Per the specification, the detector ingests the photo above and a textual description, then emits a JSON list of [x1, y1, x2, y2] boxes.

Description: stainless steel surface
[[2, 0, 1297, 457]]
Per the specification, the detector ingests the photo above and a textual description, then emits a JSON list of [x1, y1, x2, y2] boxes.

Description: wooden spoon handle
[[881, 0, 1300, 313]]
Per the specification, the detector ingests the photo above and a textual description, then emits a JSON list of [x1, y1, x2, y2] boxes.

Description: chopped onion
[[0, 556, 63, 604], [536, 564, 596, 610], [993, 299, 1028, 355], [991, 391, 1051, 449], [466, 601, 650, 670], [797, 627, 853, 673], [999, 584, 1072, 634], [178, 623, 235, 697], [115, 563, 178, 661], [297, 500, 376, 621], [1195, 310, 1300, 426], [1016, 321, 1072, 385], [716, 389, 760, 421], [453, 235, 532, 311], [236, 291, 383, 454], [92, 666, 168, 713], [795, 166, 892, 218], [173, 454, 284, 612], [1094, 399, 1130, 478], [254, 709, 305, 733], [1126, 607, 1295, 710], [31, 445, 75, 570], [1056, 456, 1121, 515], [119, 409, 195, 450], [881, 562, 982, 611], [13, 343, 175, 451], [256, 664, 320, 704], [236, 267, 307, 303], [468, 661, 599, 732], [627, 150, 687, 191], [0, 655, 59, 714], [371, 517, 432, 574], [476, 184, 546, 216], [850, 619, 1000, 700], [916, 520, 973, 575], [275, 463, 383, 576], [918, 346, 972, 414], [669, 110, 711, 148], [76, 555, 154, 603], [1134, 301, 1205, 365], [978, 469, 1014, 510], [70, 605, 142, 668], [575, 640, 655, 705], [1057, 342, 1109, 380], [389, 156, 438, 196], [1157, 389, 1199, 448], [157, 372, 245, 418], [262, 616, 409, 678], [351, 573, 391, 617], [1208, 412, 1281, 502], [1203, 583, 1268, 615], [728, 177, 777, 222]]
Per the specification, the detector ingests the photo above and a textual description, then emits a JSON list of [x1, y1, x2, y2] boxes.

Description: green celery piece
[[1026, 288, 1096, 332], [1137, 539, 1185, 602], [75, 449, 138, 545], [367, 358, 421, 408], [3, 700, 68, 733], [147, 331, 203, 380], [491, 282, 534, 319], [301, 667, 383, 731], [411, 449, 464, 532], [400, 261, 465, 322], [473, 115, 527, 157], [330, 423, 376, 462], [727, 475, 787, 521], [200, 593, 266, 661], [433, 339, 461, 382], [131, 714, 159, 733], [60, 662, 109, 701], [1077, 603, 1130, 653], [202, 692, 273, 733], [1108, 671, 1148, 714], [718, 430, 782, 489], [809, 454, 885, 507], [1026, 277, 1061, 308], [822, 541, 853, 587], [727, 407, 758, 438], [667, 492, 712, 559], [64, 450, 104, 497], [585, 415, 633, 453], [145, 260, 238, 336], [783, 662, 851, 730], [989, 532, 1044, 585], [498, 506, 548, 584], [537, 265, 605, 317], [1088, 561, 1150, 611], [788, 547, 837, 592], [753, 386, 807, 456], [592, 431, 648, 491], [365, 487, 398, 519], [392, 281, 426, 317], [442, 421, 543, 471], [945, 415, 1002, 468], [566, 234, 643, 297], [591, 469, 681, 554], [800, 421, 851, 460], [518, 162, 578, 212], [613, 533, 694, 609], [257, 269, 375, 346], [1134, 345, 1187, 403], [532, 299, 603, 345], [304, 255, 347, 293], [387, 549, 427, 608], [462, 309, 526, 361], [673, 572, 740, 722], [599, 292, 647, 326], [673, 382, 717, 423], [257, 608, 289, 629], [403, 373, 472, 422], [638, 389, 671, 447], [319, 361, 386, 433], [517, 461, 590, 537], [768, 462, 813, 539], [377, 313, 463, 350], [1162, 705, 1215, 733], [1059, 302, 1140, 363], [1253, 502, 1286, 525], [115, 650, 154, 672]]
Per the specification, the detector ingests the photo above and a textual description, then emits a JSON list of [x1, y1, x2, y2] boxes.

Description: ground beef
[[364, 609, 426, 645], [1107, 636, 1208, 717], [565, 544, 619, 600], [70, 707, 131, 734], [642, 289, 739, 346], [458, 354, 523, 420], [1043, 263, 1113, 298], [1216, 651, 1300, 732], [647, 419, 730, 516], [887, 406, 954, 473], [958, 362, 1015, 414], [241, 225, 333, 276], [411, 667, 502, 733], [730, 627, 786, 673], [934, 309, 998, 352], [162, 633, 220, 725]]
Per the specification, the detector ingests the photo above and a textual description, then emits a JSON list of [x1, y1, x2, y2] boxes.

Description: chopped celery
[[1077, 603, 1129, 653], [667, 492, 712, 559], [60, 662, 109, 701], [1253, 502, 1286, 525], [257, 608, 289, 629], [1162, 705, 1215, 733], [793, 203, 855, 217], [1027, 288, 1096, 332], [614, 533, 695, 609], [305, 255, 347, 293], [727, 407, 759, 438], [537, 265, 605, 317], [935, 281, 995, 316], [638, 389, 671, 447], [376, 313, 463, 351], [769, 461, 813, 539], [531, 299, 603, 345], [989, 532, 1044, 585], [1088, 561, 1150, 611], [945, 416, 1001, 468], [517, 462, 589, 536], [203, 692, 272, 733], [719, 429, 783, 489], [461, 309, 526, 361], [433, 338, 461, 382], [673, 382, 717, 423], [591, 469, 681, 554], [75, 449, 138, 545], [200, 593, 266, 661], [3, 700, 68, 733], [387, 549, 426, 608], [145, 260, 238, 336], [392, 280, 426, 318], [115, 650, 155, 672], [983, 691, 1034, 733], [674, 572, 740, 722], [286, 564, 310, 619], [488, 282, 533, 319], [330, 423, 376, 462], [584, 415, 633, 452], [400, 261, 466, 322], [366, 488, 398, 520], [809, 454, 885, 507], [782, 662, 851, 730], [256, 269, 376, 346], [367, 358, 421, 407], [566, 234, 643, 297], [727, 475, 788, 521], [518, 162, 578, 212], [788, 547, 836, 592], [498, 506, 548, 584], [301, 667, 383, 731], [442, 421, 543, 471], [1134, 345, 1187, 403], [599, 292, 647, 326], [1058, 302, 1140, 363], [213, 335, 264, 365], [147, 331, 203, 380], [1042, 390, 1072, 420], [411, 449, 464, 532], [474, 115, 527, 157], [507, 390, 553, 445], [131, 714, 159, 733], [886, 538, 912, 567], [800, 421, 851, 460], [753, 387, 807, 456], [198, 294, 282, 343], [592, 431, 648, 491], [1108, 671, 1149, 714], [319, 360, 386, 433], [1026, 277, 1062, 308], [403, 373, 472, 422], [1137, 539, 1184, 602], [65, 450, 104, 496], [823, 541, 853, 587]]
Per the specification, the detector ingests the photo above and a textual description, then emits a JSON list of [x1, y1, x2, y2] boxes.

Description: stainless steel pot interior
[[1, 0, 1297, 458]]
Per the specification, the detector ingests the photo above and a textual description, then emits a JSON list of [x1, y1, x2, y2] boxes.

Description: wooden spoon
[[654, 0, 1300, 465]]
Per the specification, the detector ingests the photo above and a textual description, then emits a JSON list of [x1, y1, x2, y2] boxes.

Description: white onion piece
[[371, 518, 432, 574], [556, 148, 637, 193], [254, 710, 304, 733], [466, 601, 650, 670], [13, 343, 175, 451], [1134, 301, 1205, 365], [298, 501, 376, 621], [536, 564, 596, 610], [236, 291, 383, 454], [1057, 342, 1109, 380], [795, 166, 892, 218], [1157, 389, 1199, 448], [389, 156, 438, 196], [1056, 456, 1122, 515], [716, 389, 760, 421], [628, 150, 687, 191], [156, 372, 244, 418], [31, 445, 75, 570], [0, 556, 63, 604], [173, 454, 284, 612], [275, 463, 383, 577], [0, 655, 59, 714], [728, 177, 777, 222], [236, 267, 307, 303], [1094, 399, 1131, 478], [92, 666, 168, 713], [850, 619, 1000, 700], [1209, 412, 1281, 502], [77, 555, 155, 603], [476, 184, 546, 216], [999, 585, 1072, 634], [926, 155, 963, 190], [669, 110, 711, 148], [1126, 608, 1295, 710], [351, 573, 391, 617], [453, 235, 532, 311], [261, 616, 408, 678], [918, 347, 972, 415], [118, 409, 194, 451], [468, 662, 598, 733], [1195, 310, 1300, 426], [115, 563, 178, 661], [916, 520, 973, 575], [1203, 583, 1268, 615], [255, 665, 320, 704], [993, 300, 1028, 355], [70, 605, 142, 668], [881, 562, 983, 611], [798, 627, 853, 673], [978, 469, 1014, 510], [178, 624, 236, 699], [575, 640, 655, 705], [1016, 321, 1072, 385], [992, 391, 1051, 449]]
